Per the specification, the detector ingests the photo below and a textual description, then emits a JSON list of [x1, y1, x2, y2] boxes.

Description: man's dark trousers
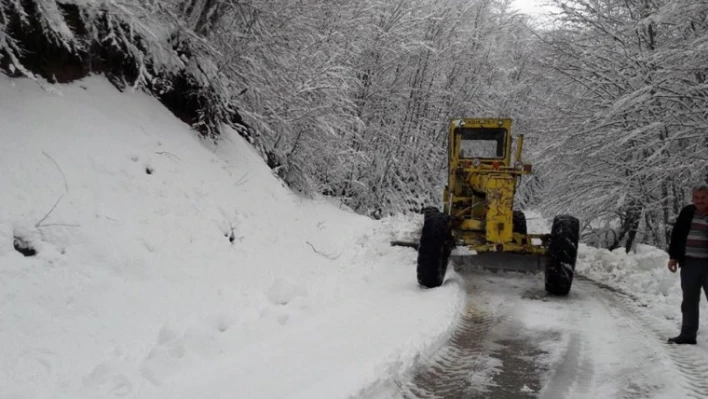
[[681, 257, 708, 339]]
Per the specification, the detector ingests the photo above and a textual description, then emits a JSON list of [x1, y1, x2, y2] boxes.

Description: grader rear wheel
[[544, 215, 580, 296], [417, 208, 451, 288]]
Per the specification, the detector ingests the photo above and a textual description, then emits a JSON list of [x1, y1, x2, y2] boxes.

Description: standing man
[[667, 183, 708, 345]]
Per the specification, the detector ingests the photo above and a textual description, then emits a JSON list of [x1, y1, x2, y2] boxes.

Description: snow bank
[[526, 209, 683, 321], [576, 243, 706, 334], [578, 244, 674, 296], [0, 76, 463, 399]]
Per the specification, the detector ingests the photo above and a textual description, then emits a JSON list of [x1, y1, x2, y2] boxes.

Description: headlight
[[472, 158, 481, 167]]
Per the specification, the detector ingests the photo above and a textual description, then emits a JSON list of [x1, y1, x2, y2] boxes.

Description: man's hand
[[668, 259, 678, 273]]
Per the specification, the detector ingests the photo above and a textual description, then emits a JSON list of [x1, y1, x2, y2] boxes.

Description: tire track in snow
[[580, 276, 708, 399], [538, 332, 593, 399], [533, 279, 599, 399], [399, 268, 545, 399], [400, 297, 500, 399], [391, 269, 693, 399]]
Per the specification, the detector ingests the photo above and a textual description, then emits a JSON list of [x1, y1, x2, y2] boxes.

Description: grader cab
[[414, 118, 579, 296]]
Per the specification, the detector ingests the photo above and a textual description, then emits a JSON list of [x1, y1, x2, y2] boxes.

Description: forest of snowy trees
[[1, 0, 707, 251]]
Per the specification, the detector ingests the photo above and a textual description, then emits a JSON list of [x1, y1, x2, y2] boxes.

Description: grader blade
[[452, 252, 544, 273]]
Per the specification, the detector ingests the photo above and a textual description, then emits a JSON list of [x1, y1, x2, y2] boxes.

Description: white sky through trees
[[512, 0, 554, 16]]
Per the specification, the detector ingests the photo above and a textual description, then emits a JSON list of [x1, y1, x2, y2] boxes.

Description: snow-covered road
[[371, 264, 708, 399]]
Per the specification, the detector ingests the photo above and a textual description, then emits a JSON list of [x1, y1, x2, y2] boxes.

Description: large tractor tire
[[545, 215, 580, 296], [417, 208, 451, 288], [513, 210, 528, 235]]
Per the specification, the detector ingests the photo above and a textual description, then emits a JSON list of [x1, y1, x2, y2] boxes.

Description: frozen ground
[[1, 75, 706, 399]]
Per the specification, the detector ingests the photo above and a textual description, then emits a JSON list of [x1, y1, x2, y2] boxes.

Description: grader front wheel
[[545, 215, 580, 296], [417, 208, 451, 288]]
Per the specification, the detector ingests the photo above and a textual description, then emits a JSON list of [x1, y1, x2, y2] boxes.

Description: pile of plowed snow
[[0, 76, 463, 399], [576, 243, 706, 339]]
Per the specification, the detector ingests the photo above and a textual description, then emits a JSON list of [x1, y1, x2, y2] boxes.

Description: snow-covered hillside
[[0, 76, 463, 399]]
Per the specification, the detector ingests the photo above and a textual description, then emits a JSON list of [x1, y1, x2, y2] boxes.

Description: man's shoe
[[667, 335, 697, 345]]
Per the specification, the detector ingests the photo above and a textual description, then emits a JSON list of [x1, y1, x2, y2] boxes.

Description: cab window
[[457, 128, 506, 159]]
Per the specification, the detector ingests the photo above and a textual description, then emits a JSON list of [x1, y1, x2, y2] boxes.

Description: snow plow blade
[[452, 252, 544, 273]]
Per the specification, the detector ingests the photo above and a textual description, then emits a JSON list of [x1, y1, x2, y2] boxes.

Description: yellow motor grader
[[406, 118, 579, 295]]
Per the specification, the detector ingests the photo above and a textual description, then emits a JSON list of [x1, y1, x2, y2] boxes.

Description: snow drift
[[576, 243, 708, 336], [0, 75, 463, 399]]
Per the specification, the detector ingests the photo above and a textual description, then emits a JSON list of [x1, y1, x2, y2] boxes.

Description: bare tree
[[532, 0, 708, 250]]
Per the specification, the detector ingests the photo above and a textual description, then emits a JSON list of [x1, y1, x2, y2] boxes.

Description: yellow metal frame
[[443, 118, 548, 256]]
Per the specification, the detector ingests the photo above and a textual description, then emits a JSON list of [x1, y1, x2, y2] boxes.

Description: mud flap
[[452, 252, 545, 273]]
